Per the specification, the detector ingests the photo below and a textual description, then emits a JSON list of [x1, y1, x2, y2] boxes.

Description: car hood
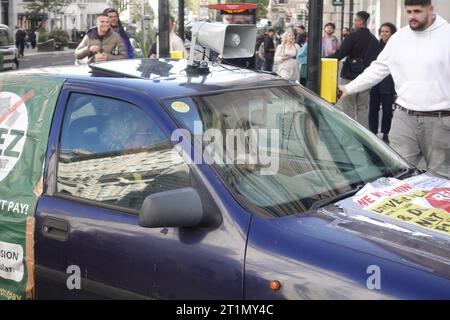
[[271, 203, 450, 280], [272, 174, 450, 279]]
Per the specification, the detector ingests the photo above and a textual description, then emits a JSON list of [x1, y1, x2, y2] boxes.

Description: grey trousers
[[390, 109, 450, 179], [336, 78, 370, 129]]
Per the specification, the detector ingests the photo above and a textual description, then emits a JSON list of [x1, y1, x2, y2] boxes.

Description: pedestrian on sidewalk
[[368, 22, 397, 143], [103, 8, 134, 59], [295, 25, 307, 47], [297, 41, 308, 86], [328, 11, 379, 129], [75, 13, 126, 64], [341, 27, 350, 41], [255, 31, 265, 70], [339, 0, 450, 179], [15, 27, 27, 57], [322, 22, 340, 56], [149, 15, 187, 59], [275, 31, 300, 82], [262, 29, 276, 72], [28, 28, 37, 49]]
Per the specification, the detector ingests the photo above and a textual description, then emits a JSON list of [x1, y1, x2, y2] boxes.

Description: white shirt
[[345, 14, 450, 112]]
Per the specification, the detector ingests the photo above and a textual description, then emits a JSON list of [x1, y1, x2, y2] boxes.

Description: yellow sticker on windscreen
[[171, 101, 190, 113]]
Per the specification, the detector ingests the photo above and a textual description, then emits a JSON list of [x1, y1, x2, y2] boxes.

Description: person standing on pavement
[[339, 0, 450, 178], [151, 15, 187, 58], [329, 11, 379, 128], [368, 23, 397, 143], [297, 41, 308, 86], [275, 31, 300, 82], [103, 8, 134, 59], [255, 31, 265, 70], [341, 27, 350, 41], [295, 25, 307, 47], [262, 29, 276, 72], [75, 13, 126, 64], [15, 27, 27, 57], [28, 29, 37, 49], [322, 22, 340, 56]]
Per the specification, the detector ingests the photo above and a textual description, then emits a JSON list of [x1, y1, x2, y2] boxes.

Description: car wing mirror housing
[[139, 187, 220, 229]]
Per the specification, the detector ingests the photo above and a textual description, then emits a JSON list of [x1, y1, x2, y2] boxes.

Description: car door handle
[[42, 217, 70, 241]]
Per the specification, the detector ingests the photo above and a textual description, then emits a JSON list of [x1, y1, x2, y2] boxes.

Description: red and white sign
[[354, 182, 415, 208], [425, 188, 450, 214], [208, 4, 257, 11]]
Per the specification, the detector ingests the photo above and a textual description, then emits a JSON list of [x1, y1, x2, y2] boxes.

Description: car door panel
[[35, 80, 250, 299]]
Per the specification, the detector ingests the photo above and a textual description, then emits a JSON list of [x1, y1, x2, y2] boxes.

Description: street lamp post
[[340, 0, 345, 40], [179, 0, 184, 41], [306, 0, 323, 94], [158, 0, 170, 57], [349, 0, 354, 29]]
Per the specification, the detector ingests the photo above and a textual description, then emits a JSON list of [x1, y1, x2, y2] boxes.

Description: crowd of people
[[255, 0, 449, 179], [340, 0, 449, 179]]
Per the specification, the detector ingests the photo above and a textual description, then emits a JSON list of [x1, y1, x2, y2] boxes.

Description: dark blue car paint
[[27, 61, 450, 299], [245, 214, 450, 299]]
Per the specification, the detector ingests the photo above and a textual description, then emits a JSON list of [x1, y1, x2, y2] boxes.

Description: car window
[[165, 86, 410, 217], [57, 93, 190, 212], [0, 29, 10, 46]]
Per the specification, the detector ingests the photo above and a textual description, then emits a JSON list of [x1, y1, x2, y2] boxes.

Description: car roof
[[13, 58, 289, 100]]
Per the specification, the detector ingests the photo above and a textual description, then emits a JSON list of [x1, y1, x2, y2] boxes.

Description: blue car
[[0, 26, 449, 300]]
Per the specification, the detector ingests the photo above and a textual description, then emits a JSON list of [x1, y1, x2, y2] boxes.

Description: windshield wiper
[[393, 167, 423, 180], [309, 185, 365, 211], [310, 167, 424, 211]]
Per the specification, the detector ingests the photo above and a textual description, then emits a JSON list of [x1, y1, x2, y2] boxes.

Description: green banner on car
[[0, 74, 63, 300]]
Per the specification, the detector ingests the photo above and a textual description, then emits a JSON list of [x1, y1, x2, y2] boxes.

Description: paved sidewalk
[[20, 46, 75, 57]]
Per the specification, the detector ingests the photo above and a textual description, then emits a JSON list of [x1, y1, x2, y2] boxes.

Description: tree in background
[[183, 0, 202, 17], [25, 0, 64, 15], [26, 0, 65, 32], [127, 0, 156, 58]]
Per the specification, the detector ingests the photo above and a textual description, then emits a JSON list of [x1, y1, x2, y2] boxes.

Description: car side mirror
[[139, 187, 212, 228]]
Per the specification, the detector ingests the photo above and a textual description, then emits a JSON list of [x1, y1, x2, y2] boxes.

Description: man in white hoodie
[[339, 0, 450, 179]]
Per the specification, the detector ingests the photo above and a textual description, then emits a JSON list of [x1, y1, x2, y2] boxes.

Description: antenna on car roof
[[187, 22, 257, 76]]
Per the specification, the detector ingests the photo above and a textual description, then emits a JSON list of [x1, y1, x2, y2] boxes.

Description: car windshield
[[164, 86, 410, 217], [0, 29, 10, 46]]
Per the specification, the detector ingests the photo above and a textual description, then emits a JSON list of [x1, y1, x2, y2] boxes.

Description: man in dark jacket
[[329, 11, 379, 128], [262, 29, 276, 72], [28, 29, 37, 49], [15, 27, 27, 57], [295, 25, 307, 47]]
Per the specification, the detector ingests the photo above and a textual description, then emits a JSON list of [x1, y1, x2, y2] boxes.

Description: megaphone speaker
[[192, 23, 257, 59]]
